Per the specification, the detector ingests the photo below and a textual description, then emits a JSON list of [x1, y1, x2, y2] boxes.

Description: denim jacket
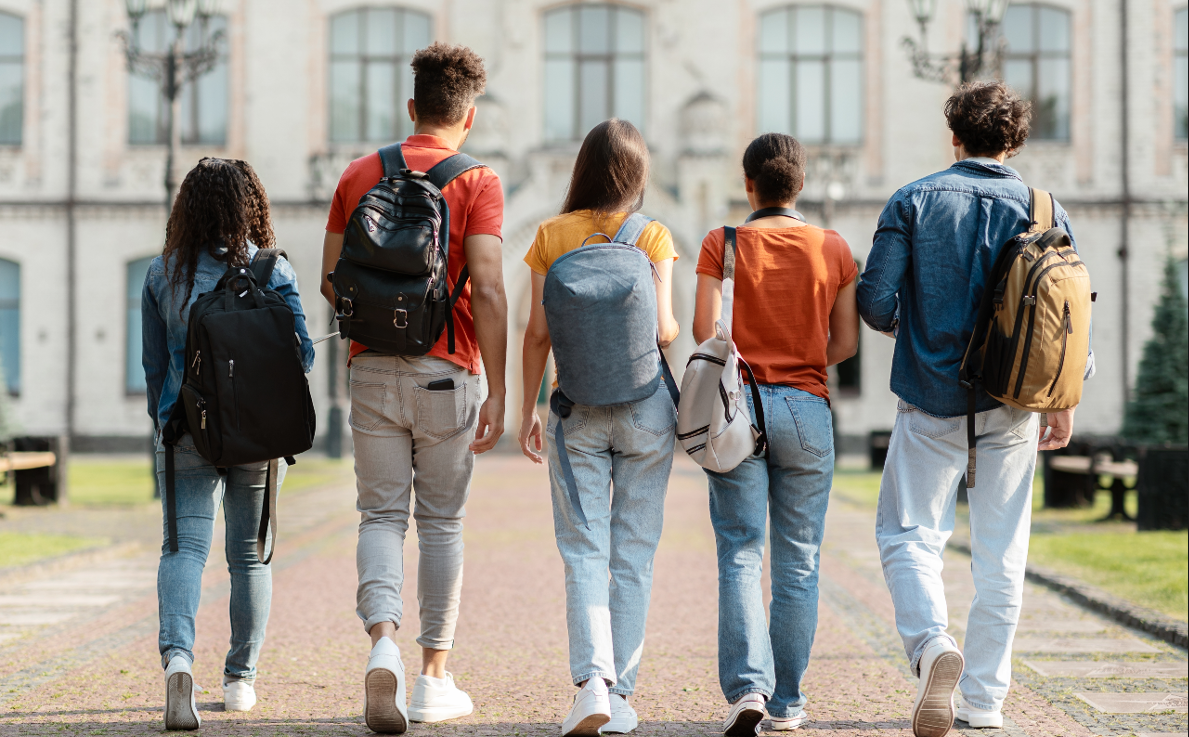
[[857, 160, 1093, 418], [142, 243, 316, 434]]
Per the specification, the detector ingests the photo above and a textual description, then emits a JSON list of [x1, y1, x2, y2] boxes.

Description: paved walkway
[[0, 455, 1184, 735]]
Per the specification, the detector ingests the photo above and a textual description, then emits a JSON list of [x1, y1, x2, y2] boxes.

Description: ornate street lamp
[[118, 0, 226, 212], [902, 0, 1009, 85]]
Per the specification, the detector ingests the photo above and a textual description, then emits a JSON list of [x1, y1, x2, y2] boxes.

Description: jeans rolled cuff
[[767, 707, 806, 720], [415, 635, 455, 651], [725, 687, 769, 704], [161, 648, 193, 670], [573, 670, 615, 688], [361, 613, 402, 637], [608, 686, 633, 696]]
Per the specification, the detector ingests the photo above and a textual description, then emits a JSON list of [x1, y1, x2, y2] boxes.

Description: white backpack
[[677, 226, 768, 472]]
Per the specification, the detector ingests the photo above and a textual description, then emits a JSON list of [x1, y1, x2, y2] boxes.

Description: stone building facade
[[0, 0, 1184, 453]]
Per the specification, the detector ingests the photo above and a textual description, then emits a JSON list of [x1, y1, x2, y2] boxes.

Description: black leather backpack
[[330, 143, 486, 355], [162, 249, 316, 564]]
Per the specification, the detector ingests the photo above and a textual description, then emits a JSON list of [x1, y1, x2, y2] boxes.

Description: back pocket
[[415, 383, 467, 439], [786, 396, 833, 458]]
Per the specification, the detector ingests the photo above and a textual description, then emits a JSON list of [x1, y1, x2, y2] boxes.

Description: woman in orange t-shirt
[[692, 133, 859, 734]]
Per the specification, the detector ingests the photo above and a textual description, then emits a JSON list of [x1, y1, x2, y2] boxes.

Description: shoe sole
[[564, 713, 611, 736], [165, 671, 200, 731], [724, 708, 765, 737], [956, 712, 1003, 729], [408, 703, 474, 723], [912, 651, 963, 737], [770, 717, 808, 731], [365, 668, 407, 734]]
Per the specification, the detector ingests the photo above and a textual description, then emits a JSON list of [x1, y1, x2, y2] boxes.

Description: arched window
[[0, 258, 19, 395], [0, 12, 24, 146], [995, 4, 1071, 141], [126, 257, 154, 394], [128, 11, 229, 145], [329, 7, 432, 143], [1176, 7, 1187, 140], [757, 6, 863, 145], [543, 4, 646, 142]]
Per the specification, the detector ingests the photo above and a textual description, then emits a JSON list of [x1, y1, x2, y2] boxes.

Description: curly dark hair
[[162, 158, 252, 313], [229, 159, 276, 249], [743, 132, 807, 205], [944, 81, 1032, 157], [410, 42, 487, 126]]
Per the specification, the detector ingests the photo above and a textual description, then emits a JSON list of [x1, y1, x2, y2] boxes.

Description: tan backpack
[[958, 188, 1093, 486]]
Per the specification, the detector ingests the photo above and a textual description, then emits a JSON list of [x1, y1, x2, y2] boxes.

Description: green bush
[[1122, 257, 1189, 445]]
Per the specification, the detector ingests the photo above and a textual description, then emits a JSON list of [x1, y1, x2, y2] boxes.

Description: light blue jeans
[[156, 434, 287, 680], [876, 400, 1038, 712], [707, 385, 834, 719], [547, 380, 676, 695]]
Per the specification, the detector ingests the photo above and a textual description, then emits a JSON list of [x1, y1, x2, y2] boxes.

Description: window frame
[[0, 10, 24, 148], [995, 3, 1073, 142], [542, 3, 649, 144], [1175, 6, 1188, 142], [756, 4, 865, 146], [327, 6, 433, 145], [0, 257, 20, 397]]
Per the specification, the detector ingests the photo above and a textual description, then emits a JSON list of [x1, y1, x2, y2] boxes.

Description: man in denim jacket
[[857, 82, 1091, 737]]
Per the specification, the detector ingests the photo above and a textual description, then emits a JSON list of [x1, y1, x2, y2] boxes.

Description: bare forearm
[[472, 287, 508, 397], [826, 337, 858, 367], [521, 333, 551, 413]]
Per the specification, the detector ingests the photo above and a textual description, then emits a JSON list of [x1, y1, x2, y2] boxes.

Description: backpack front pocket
[[178, 384, 217, 463]]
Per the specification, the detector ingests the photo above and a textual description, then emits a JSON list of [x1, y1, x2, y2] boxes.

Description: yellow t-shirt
[[524, 210, 679, 274]]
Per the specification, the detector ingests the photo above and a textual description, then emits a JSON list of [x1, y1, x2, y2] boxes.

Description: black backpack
[[162, 248, 316, 564], [330, 143, 485, 355]]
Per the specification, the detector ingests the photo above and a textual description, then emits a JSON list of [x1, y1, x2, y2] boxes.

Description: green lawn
[[0, 532, 105, 569], [830, 467, 1188, 622]]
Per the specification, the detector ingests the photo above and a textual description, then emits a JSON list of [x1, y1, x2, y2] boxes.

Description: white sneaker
[[223, 676, 257, 712], [769, 711, 809, 730], [723, 693, 766, 736], [562, 678, 611, 736], [911, 639, 965, 737], [408, 671, 473, 723], [364, 637, 408, 734], [164, 655, 201, 731], [600, 694, 638, 734], [956, 693, 1003, 728]]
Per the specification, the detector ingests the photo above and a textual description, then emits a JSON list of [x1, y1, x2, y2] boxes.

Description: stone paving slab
[[1023, 661, 1188, 678], [1013, 637, 1163, 654], [1074, 693, 1188, 713]]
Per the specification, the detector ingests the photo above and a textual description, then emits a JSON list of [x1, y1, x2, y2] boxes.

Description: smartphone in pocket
[[426, 378, 455, 392]]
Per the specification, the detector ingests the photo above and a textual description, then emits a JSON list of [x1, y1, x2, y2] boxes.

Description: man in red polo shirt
[[320, 43, 507, 733]]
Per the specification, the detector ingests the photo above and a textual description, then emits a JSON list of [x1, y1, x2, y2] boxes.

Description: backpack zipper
[[229, 359, 239, 427], [201, 407, 207, 430], [192, 350, 202, 377], [1047, 301, 1072, 397], [229, 359, 234, 378]]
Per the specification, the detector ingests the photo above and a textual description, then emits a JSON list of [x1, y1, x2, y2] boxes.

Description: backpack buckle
[[393, 309, 408, 328]]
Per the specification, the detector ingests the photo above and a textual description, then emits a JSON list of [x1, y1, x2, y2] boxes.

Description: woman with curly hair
[[141, 157, 315, 730]]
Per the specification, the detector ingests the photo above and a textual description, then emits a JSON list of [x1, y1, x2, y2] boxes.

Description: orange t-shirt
[[696, 224, 857, 400], [326, 134, 504, 373]]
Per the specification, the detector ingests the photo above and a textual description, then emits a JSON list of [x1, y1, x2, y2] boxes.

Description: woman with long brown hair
[[518, 120, 679, 736], [141, 158, 314, 729]]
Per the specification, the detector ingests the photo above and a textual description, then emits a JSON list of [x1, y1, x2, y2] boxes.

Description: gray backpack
[[544, 213, 679, 527]]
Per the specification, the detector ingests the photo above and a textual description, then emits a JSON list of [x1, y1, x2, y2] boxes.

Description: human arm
[[857, 194, 913, 336], [319, 231, 343, 308], [518, 270, 551, 464], [141, 275, 167, 436], [693, 273, 723, 345], [271, 257, 316, 373], [654, 258, 679, 347], [464, 233, 508, 454], [826, 280, 860, 366]]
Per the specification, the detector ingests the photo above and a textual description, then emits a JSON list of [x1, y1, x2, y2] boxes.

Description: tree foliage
[[1122, 257, 1189, 445]]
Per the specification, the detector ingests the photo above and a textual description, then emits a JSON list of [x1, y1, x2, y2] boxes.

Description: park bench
[[1045, 448, 1138, 519], [5, 436, 63, 506]]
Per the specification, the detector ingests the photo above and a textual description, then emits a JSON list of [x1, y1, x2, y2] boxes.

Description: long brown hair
[[162, 158, 254, 312], [561, 119, 650, 220]]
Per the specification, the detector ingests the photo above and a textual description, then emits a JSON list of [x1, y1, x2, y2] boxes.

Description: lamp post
[[902, 0, 1009, 85], [119, 0, 225, 212]]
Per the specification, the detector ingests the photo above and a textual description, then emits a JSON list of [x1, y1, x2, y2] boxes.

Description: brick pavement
[[0, 454, 1184, 736]]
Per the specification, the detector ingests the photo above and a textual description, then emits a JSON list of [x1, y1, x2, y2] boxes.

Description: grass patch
[[0, 532, 106, 569], [68, 457, 156, 506], [831, 470, 882, 507], [279, 457, 354, 494]]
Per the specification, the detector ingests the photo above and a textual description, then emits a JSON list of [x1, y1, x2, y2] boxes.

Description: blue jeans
[[707, 385, 834, 718], [876, 401, 1038, 712], [547, 380, 676, 695], [155, 435, 287, 680]]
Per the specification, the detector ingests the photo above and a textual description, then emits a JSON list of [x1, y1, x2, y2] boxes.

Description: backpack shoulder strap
[[425, 153, 487, 192], [723, 226, 738, 281], [1029, 187, 1055, 232], [249, 248, 288, 288], [611, 213, 653, 247], [378, 143, 408, 178]]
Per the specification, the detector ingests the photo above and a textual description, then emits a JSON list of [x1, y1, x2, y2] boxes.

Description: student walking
[[142, 158, 315, 730], [320, 43, 508, 734], [518, 119, 680, 736], [692, 133, 859, 736], [856, 82, 1089, 737]]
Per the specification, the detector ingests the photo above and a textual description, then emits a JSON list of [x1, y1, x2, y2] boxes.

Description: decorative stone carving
[[680, 91, 727, 156], [466, 95, 509, 157]]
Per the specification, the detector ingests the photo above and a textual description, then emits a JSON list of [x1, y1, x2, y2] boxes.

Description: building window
[[0, 12, 23, 146], [0, 258, 18, 395], [1176, 8, 1188, 140], [993, 4, 1071, 141], [129, 11, 229, 145], [543, 4, 646, 143], [329, 7, 431, 144], [126, 258, 154, 394], [757, 6, 863, 145]]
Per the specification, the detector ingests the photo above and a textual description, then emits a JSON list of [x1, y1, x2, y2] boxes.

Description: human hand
[[469, 395, 505, 454], [519, 409, 544, 464], [1038, 406, 1076, 451]]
